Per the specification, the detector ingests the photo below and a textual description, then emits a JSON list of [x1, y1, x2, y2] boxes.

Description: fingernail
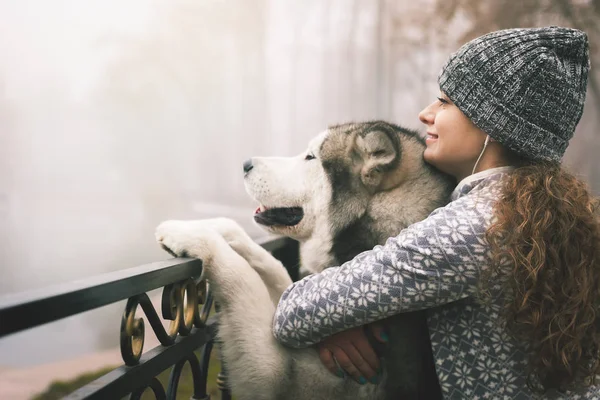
[[336, 369, 344, 378], [358, 376, 367, 385], [370, 375, 379, 384], [380, 331, 389, 342]]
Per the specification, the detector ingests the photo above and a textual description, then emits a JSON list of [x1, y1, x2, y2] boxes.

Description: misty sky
[[0, 0, 597, 369]]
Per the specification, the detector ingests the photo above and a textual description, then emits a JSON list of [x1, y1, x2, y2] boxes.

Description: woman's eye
[[437, 97, 448, 105], [305, 153, 316, 161]]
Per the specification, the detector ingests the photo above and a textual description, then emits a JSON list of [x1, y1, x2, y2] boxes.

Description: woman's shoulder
[[451, 166, 514, 201], [394, 176, 502, 244], [444, 173, 505, 210], [411, 173, 506, 235]]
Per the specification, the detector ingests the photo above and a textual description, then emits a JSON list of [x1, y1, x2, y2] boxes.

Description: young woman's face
[[418, 92, 489, 180]]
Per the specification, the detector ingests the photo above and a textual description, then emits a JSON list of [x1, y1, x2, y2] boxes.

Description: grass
[[32, 366, 118, 400], [33, 347, 227, 400]]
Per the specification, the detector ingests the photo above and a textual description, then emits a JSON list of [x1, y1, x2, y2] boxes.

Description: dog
[[156, 121, 454, 399]]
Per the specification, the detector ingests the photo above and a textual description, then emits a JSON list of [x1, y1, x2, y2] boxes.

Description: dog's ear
[[357, 129, 399, 189]]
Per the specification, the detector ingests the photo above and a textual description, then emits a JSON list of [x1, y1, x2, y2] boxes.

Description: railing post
[[217, 368, 232, 400], [214, 302, 232, 400]]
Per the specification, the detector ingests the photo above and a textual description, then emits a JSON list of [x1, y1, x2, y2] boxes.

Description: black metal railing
[[0, 236, 299, 399]]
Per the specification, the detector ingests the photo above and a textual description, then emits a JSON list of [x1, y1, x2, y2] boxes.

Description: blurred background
[[0, 0, 598, 398]]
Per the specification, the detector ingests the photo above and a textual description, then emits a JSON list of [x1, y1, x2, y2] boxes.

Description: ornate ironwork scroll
[[119, 276, 215, 398], [167, 352, 205, 399], [0, 237, 299, 399], [129, 377, 167, 400], [214, 303, 232, 400], [120, 278, 213, 366], [217, 369, 232, 400]]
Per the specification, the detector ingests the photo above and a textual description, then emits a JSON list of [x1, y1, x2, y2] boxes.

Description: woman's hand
[[317, 322, 388, 384]]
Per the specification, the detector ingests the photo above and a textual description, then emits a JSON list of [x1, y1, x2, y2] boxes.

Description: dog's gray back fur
[[321, 121, 452, 263], [310, 122, 453, 398]]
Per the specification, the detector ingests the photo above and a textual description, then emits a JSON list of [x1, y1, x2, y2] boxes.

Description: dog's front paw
[[155, 220, 223, 262]]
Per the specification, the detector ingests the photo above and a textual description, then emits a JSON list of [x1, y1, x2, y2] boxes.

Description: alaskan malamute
[[156, 121, 453, 399]]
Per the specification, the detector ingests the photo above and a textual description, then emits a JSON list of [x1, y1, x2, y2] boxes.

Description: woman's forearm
[[272, 195, 493, 347]]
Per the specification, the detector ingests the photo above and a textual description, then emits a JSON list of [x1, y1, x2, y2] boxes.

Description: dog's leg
[[166, 218, 294, 304], [155, 220, 288, 400], [228, 238, 294, 305]]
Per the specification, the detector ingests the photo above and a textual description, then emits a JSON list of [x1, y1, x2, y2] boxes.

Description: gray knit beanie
[[438, 26, 590, 162]]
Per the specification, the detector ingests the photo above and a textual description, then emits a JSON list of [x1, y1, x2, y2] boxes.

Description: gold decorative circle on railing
[[119, 278, 213, 366], [161, 282, 184, 340], [120, 297, 146, 366], [217, 371, 229, 391], [196, 280, 213, 327], [179, 279, 197, 336]]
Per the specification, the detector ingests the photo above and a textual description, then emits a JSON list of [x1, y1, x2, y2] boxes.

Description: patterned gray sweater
[[273, 167, 600, 399]]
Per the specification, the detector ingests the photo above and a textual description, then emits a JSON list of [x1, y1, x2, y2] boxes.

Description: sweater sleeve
[[272, 191, 495, 348]]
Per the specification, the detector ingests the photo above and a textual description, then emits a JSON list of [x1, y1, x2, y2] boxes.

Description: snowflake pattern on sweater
[[273, 167, 600, 399]]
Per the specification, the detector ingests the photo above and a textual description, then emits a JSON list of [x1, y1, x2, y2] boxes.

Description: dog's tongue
[[254, 207, 303, 226], [254, 204, 268, 215]]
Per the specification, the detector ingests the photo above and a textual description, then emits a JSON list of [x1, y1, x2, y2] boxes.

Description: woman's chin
[[423, 148, 452, 175], [423, 147, 438, 166]]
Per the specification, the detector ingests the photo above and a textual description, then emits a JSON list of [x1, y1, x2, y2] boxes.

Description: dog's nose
[[243, 159, 254, 174]]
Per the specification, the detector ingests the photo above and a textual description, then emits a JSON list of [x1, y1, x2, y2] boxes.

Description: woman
[[272, 27, 600, 398]]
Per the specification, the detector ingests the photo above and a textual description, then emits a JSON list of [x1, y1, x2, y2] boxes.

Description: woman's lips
[[426, 132, 439, 144]]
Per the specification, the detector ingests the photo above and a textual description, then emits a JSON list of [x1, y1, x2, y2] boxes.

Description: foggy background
[[0, 0, 598, 374]]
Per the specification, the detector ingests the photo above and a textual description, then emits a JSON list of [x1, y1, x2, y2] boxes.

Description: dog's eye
[[305, 153, 316, 161]]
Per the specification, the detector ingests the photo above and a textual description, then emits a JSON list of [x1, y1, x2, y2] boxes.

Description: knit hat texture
[[438, 26, 590, 162]]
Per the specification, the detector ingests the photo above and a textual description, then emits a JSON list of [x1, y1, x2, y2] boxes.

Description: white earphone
[[472, 135, 491, 175]]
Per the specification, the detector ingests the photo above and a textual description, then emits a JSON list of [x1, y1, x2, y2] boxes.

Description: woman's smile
[[425, 131, 438, 144]]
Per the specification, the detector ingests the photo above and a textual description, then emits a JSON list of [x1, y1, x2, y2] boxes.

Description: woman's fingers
[[353, 333, 381, 374], [368, 321, 389, 344], [316, 325, 384, 384], [332, 345, 377, 383], [318, 345, 343, 377]]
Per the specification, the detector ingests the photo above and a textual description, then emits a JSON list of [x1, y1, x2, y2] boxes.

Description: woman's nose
[[418, 105, 434, 125]]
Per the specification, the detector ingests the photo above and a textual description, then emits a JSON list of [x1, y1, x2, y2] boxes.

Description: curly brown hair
[[483, 160, 600, 393]]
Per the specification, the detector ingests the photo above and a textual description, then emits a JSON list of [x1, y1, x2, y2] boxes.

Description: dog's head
[[243, 121, 422, 241]]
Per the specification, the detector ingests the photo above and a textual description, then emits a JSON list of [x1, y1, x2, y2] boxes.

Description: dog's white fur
[[156, 123, 452, 399], [243, 130, 337, 274], [156, 217, 370, 400], [156, 129, 386, 399]]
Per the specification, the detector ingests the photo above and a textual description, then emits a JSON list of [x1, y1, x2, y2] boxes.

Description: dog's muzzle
[[254, 207, 304, 227]]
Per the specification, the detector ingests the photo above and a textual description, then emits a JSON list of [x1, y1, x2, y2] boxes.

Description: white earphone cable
[[472, 135, 491, 175]]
